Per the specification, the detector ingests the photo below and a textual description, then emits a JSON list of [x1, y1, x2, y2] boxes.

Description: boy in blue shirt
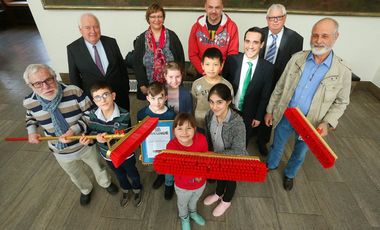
[[137, 82, 176, 200], [81, 81, 143, 207]]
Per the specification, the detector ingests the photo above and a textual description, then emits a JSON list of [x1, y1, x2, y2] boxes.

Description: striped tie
[[265, 34, 278, 64]]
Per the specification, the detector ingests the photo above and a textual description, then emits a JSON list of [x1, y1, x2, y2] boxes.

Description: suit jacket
[[223, 53, 274, 123], [67, 35, 130, 110], [259, 26, 303, 84]]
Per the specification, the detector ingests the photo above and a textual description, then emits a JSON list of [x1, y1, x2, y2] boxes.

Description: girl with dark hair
[[203, 83, 247, 217]]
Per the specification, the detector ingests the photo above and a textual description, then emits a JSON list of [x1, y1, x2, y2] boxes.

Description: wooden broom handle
[[5, 134, 125, 141], [161, 150, 261, 161]]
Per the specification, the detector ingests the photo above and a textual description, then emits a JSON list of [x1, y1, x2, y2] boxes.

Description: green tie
[[238, 62, 253, 110]]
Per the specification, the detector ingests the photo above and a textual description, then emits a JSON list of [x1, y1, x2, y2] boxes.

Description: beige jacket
[[266, 50, 351, 129]]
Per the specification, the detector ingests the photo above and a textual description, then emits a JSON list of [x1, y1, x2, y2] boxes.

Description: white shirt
[[84, 40, 109, 73], [264, 27, 284, 64], [234, 54, 258, 109], [95, 103, 120, 122]]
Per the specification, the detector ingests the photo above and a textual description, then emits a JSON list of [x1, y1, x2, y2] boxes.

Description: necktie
[[238, 62, 253, 110], [93, 45, 105, 76], [265, 34, 278, 64]]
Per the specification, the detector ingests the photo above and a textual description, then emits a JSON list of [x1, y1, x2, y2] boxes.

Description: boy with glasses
[[81, 81, 143, 207]]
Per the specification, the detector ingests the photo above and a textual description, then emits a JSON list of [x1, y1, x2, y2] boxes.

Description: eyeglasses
[[30, 77, 55, 88], [93, 92, 111, 102], [149, 15, 164, 20], [267, 15, 285, 22]]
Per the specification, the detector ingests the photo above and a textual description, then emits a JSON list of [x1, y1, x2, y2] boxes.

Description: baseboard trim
[[356, 81, 380, 100]]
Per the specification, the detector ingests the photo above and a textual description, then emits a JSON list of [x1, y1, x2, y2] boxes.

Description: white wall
[[28, 1, 380, 87]]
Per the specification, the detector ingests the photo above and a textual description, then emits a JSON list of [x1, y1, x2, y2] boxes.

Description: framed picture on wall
[[41, 0, 380, 16]]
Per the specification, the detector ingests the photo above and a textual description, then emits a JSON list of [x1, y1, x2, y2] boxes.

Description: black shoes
[[80, 191, 92, 206], [283, 176, 294, 191], [120, 192, 129, 207], [106, 183, 119, 195], [164, 185, 174, 200], [258, 142, 268, 156], [152, 174, 165, 189], [133, 190, 143, 207]]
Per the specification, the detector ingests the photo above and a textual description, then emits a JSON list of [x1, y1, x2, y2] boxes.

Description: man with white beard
[[264, 18, 351, 191]]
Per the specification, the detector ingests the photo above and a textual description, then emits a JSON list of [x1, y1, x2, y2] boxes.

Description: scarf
[[36, 83, 70, 150], [146, 26, 167, 83]]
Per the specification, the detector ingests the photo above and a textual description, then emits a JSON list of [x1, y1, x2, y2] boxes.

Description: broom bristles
[[284, 107, 337, 168], [153, 150, 268, 182], [109, 117, 159, 168]]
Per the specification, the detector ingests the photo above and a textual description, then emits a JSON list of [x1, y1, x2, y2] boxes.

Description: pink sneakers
[[212, 201, 231, 217], [203, 194, 220, 206]]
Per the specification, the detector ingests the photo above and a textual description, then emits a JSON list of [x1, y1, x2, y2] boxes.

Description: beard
[[310, 43, 332, 56]]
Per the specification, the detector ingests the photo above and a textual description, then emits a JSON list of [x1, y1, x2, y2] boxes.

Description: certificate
[[141, 120, 173, 164]]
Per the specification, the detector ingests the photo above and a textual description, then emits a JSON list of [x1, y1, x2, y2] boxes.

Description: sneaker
[[106, 183, 119, 195], [164, 185, 174, 200], [120, 192, 129, 207], [203, 194, 220, 206], [212, 200, 231, 217], [80, 191, 92, 206], [190, 212, 205, 226], [133, 190, 143, 207], [152, 175, 165, 189], [180, 216, 191, 230]]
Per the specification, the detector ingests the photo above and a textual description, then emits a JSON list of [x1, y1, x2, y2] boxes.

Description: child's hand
[[96, 133, 108, 143], [194, 177, 202, 182], [79, 134, 93, 145]]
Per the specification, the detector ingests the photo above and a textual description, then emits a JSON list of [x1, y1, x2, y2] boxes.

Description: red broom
[[107, 117, 159, 168], [153, 150, 268, 182], [284, 107, 337, 168], [5, 117, 159, 168]]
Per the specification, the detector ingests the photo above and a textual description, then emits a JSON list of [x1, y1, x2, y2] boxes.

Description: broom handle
[[5, 134, 125, 141]]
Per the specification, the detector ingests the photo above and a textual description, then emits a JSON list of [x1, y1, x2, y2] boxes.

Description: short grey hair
[[78, 13, 100, 28], [314, 17, 339, 35], [267, 4, 287, 16], [23, 64, 56, 84]]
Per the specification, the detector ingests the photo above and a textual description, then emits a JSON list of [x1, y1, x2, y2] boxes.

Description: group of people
[[22, 1, 352, 230]]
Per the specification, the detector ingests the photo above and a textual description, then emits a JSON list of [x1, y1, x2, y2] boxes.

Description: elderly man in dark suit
[[67, 13, 130, 110], [258, 4, 303, 155], [223, 27, 274, 148]]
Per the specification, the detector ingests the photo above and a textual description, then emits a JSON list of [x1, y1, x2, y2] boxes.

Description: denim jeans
[[267, 116, 309, 178], [106, 154, 142, 192]]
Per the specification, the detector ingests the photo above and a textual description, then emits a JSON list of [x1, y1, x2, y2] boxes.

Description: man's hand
[[59, 129, 75, 143], [317, 122, 329, 137], [251, 119, 261, 128], [264, 113, 273, 127], [96, 132, 108, 143], [28, 133, 41, 144]]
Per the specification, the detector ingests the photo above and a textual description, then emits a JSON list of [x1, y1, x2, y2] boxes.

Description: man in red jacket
[[188, 0, 239, 77]]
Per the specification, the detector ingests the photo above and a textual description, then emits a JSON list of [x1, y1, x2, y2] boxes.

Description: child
[[164, 61, 192, 114], [166, 113, 208, 230], [137, 82, 176, 200], [191, 47, 234, 131], [80, 81, 143, 208], [203, 83, 247, 217]]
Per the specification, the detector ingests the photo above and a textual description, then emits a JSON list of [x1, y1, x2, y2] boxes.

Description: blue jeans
[[267, 117, 309, 178], [106, 154, 142, 192]]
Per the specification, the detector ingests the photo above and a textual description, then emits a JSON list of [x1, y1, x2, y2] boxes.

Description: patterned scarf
[[146, 26, 167, 83], [36, 83, 70, 150]]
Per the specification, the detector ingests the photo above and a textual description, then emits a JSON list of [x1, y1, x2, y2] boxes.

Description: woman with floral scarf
[[133, 2, 185, 100]]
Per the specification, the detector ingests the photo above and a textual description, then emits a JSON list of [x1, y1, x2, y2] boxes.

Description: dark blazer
[[223, 53, 274, 123], [259, 26, 303, 84], [67, 35, 130, 110]]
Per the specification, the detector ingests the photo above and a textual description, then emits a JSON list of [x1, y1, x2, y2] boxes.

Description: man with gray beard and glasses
[[264, 18, 351, 191]]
